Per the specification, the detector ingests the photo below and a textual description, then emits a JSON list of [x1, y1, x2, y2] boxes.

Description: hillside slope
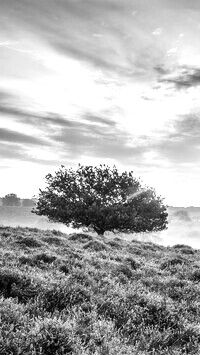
[[0, 226, 200, 354]]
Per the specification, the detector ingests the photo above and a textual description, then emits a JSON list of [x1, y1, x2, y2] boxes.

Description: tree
[[33, 165, 168, 236], [2, 193, 21, 206], [173, 210, 191, 222]]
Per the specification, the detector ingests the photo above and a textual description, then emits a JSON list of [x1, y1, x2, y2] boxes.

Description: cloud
[[0, 142, 56, 165], [83, 114, 116, 127], [174, 114, 200, 135], [0, 128, 49, 146], [2, 86, 200, 169], [152, 114, 200, 163], [157, 65, 200, 89], [49, 112, 152, 164], [0, 0, 168, 79], [0, 94, 117, 132], [0, 104, 70, 128], [0, 89, 151, 165], [152, 27, 163, 36]]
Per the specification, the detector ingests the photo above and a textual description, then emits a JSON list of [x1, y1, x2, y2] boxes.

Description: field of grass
[[0, 226, 200, 354]]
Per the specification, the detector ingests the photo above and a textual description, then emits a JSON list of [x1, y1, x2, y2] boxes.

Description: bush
[[68, 233, 93, 243], [35, 253, 57, 264], [114, 264, 133, 279], [190, 270, 200, 282], [15, 236, 42, 248], [0, 268, 38, 303], [179, 248, 195, 255], [42, 235, 62, 245], [97, 290, 180, 339], [173, 244, 194, 250], [26, 317, 75, 354], [106, 240, 121, 249], [124, 257, 139, 269], [41, 281, 91, 312], [160, 257, 186, 270], [83, 240, 108, 252]]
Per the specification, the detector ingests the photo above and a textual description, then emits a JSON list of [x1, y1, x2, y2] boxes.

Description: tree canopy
[[33, 165, 168, 235], [2, 193, 21, 207]]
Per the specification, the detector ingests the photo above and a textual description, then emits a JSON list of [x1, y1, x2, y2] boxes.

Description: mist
[[0, 206, 200, 248], [134, 208, 200, 249]]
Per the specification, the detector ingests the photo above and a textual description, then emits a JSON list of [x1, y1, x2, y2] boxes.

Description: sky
[[1, 0, 200, 206]]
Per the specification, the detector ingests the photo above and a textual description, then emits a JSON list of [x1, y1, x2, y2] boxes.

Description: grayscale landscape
[[1, 0, 200, 354]]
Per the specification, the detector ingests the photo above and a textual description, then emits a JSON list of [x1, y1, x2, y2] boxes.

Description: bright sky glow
[[1, 0, 200, 206]]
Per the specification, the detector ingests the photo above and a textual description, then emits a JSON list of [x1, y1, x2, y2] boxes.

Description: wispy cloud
[[0, 128, 49, 146], [157, 65, 200, 90], [0, 89, 150, 165], [0, 142, 57, 165], [151, 114, 200, 164]]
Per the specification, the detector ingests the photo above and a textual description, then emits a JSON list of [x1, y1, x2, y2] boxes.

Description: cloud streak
[[0, 128, 48, 146], [151, 114, 200, 164], [0, 89, 150, 165], [157, 66, 200, 90]]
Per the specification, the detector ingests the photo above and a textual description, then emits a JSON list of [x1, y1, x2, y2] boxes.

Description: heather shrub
[[113, 263, 133, 279], [177, 248, 195, 255], [59, 264, 70, 274], [34, 253, 57, 264], [106, 239, 121, 249], [59, 254, 84, 274], [18, 255, 35, 266], [0, 230, 12, 238], [141, 243, 159, 252], [160, 256, 186, 270], [124, 256, 139, 269], [15, 236, 42, 248], [173, 244, 194, 250], [26, 317, 75, 355], [0, 297, 27, 327], [19, 253, 57, 268], [68, 233, 93, 243], [163, 278, 188, 301], [40, 280, 91, 312], [190, 269, 200, 282], [127, 246, 144, 255], [52, 229, 63, 236], [0, 268, 39, 303], [42, 235, 62, 245], [83, 240, 108, 252]]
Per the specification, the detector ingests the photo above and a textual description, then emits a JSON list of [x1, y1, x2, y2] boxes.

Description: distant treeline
[[0, 193, 36, 207]]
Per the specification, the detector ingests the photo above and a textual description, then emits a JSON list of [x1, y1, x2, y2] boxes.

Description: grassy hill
[[0, 226, 200, 354]]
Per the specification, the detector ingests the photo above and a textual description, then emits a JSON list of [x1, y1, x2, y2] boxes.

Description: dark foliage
[[15, 236, 42, 248], [0, 268, 38, 303], [33, 165, 168, 235], [2, 193, 21, 207]]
